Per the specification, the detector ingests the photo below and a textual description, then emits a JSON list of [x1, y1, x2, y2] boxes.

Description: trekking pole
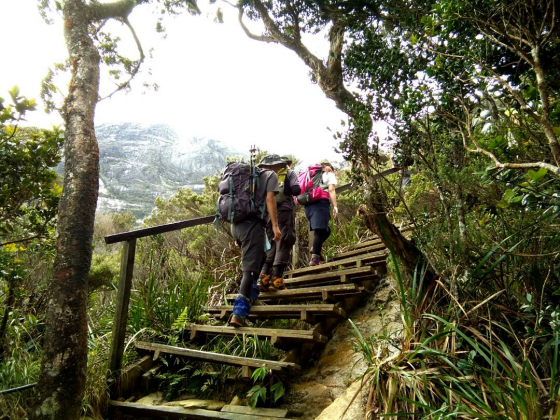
[[249, 145, 257, 208]]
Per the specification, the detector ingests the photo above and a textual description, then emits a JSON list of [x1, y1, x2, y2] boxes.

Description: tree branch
[[236, 5, 276, 43], [91, 0, 136, 21], [99, 17, 145, 101]]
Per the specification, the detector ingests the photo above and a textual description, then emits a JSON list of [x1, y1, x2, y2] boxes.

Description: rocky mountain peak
[[90, 122, 241, 217]]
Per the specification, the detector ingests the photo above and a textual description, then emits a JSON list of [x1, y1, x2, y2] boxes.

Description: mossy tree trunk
[[31, 2, 100, 418]]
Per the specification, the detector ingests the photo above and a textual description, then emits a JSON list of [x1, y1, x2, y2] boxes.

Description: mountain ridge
[[58, 122, 242, 218]]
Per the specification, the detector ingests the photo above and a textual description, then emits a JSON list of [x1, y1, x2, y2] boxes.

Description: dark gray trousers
[[265, 209, 296, 267]]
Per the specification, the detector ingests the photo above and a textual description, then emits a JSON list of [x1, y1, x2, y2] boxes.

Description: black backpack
[[215, 162, 265, 223]]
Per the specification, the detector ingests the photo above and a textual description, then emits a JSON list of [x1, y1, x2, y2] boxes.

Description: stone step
[[283, 266, 375, 288], [182, 324, 328, 345], [109, 400, 295, 419], [135, 341, 300, 375], [285, 252, 387, 278], [226, 283, 365, 303], [204, 304, 346, 323]]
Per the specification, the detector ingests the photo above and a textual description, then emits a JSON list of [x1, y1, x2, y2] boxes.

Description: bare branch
[[99, 17, 145, 101], [91, 0, 135, 21], [237, 5, 276, 43]]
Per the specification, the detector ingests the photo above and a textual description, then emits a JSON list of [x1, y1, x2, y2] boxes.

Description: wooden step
[[135, 342, 300, 374], [283, 266, 375, 288], [331, 243, 387, 261], [221, 405, 289, 418], [226, 284, 365, 303], [109, 400, 295, 419], [204, 304, 346, 323], [285, 252, 387, 278], [183, 324, 328, 345], [347, 225, 412, 250], [347, 237, 382, 250]]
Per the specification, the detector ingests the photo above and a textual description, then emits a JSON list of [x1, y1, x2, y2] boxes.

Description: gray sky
[[1, 1, 385, 164]]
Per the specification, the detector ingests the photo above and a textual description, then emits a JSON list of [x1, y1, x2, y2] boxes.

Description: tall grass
[[348, 245, 560, 419], [128, 241, 212, 334]]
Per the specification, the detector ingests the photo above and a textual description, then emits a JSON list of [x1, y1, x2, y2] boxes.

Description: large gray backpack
[[215, 162, 265, 223]]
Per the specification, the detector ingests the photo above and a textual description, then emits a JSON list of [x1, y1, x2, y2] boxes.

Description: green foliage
[[88, 253, 120, 292], [247, 366, 285, 408], [128, 243, 212, 333], [0, 89, 62, 417], [0, 90, 63, 244]]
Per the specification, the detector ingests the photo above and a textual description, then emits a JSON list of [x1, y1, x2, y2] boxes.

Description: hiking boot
[[268, 275, 287, 291], [257, 273, 271, 292], [229, 313, 246, 328], [309, 256, 321, 266]]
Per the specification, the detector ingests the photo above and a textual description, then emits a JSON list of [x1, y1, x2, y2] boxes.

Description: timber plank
[[221, 405, 288, 418], [182, 324, 328, 344], [285, 253, 387, 278], [204, 304, 346, 322], [135, 342, 300, 372], [347, 238, 382, 250], [108, 400, 292, 419], [331, 243, 387, 261], [346, 225, 412, 250], [226, 284, 365, 302], [283, 266, 375, 288]]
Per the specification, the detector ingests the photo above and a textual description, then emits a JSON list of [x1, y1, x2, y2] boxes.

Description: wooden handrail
[[103, 168, 401, 244], [104, 184, 352, 244], [104, 215, 215, 244]]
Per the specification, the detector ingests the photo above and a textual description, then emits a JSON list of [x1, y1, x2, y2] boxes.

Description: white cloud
[[1, 1, 350, 164]]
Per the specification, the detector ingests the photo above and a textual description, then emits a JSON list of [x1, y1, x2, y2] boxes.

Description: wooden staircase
[[109, 235, 389, 419]]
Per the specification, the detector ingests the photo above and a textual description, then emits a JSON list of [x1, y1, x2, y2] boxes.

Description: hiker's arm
[[289, 183, 301, 196], [328, 184, 338, 219], [266, 191, 281, 241]]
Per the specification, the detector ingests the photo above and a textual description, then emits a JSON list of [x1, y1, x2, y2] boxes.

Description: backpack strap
[[214, 197, 220, 232], [227, 175, 234, 222]]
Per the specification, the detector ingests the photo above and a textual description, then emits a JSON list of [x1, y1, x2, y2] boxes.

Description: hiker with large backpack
[[217, 152, 282, 327], [297, 159, 338, 266], [257, 155, 301, 292]]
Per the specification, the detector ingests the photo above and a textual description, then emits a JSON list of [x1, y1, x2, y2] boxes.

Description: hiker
[[258, 155, 301, 292], [304, 160, 338, 266], [390, 153, 414, 189], [229, 155, 282, 327]]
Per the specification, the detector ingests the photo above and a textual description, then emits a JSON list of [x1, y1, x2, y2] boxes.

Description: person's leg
[[230, 219, 265, 326], [310, 228, 329, 265], [308, 200, 331, 265], [258, 221, 275, 291], [269, 210, 296, 290]]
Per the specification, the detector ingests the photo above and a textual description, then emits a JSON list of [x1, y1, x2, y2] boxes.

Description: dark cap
[[258, 154, 286, 167], [280, 155, 293, 165]]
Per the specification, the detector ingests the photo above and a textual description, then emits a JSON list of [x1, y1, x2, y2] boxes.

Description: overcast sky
[[0, 0, 375, 164]]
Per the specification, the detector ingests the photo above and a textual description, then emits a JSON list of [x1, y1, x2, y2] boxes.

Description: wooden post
[[292, 213, 300, 269], [108, 238, 136, 378]]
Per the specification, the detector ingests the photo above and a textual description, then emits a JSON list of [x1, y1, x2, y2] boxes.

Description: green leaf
[[271, 382, 285, 403], [527, 167, 547, 182], [9, 85, 20, 101]]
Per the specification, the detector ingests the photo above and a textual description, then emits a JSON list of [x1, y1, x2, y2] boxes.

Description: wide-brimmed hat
[[280, 155, 293, 165], [320, 159, 333, 169], [258, 154, 286, 167]]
